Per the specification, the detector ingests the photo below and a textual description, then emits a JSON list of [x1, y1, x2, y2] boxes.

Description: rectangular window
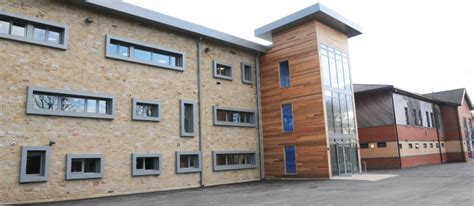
[[377, 142, 387, 148], [360, 143, 369, 149], [436, 143, 440, 148], [213, 106, 256, 127], [399, 143, 403, 149], [325, 91, 335, 133], [279, 61, 291, 88], [423, 143, 427, 148], [132, 99, 161, 122], [241, 63, 253, 84], [418, 110, 423, 126], [212, 151, 257, 171], [26, 86, 114, 119], [430, 143, 434, 148], [281, 103, 294, 132], [106, 35, 185, 71], [430, 112, 436, 128], [0, 10, 68, 49], [181, 100, 196, 137], [415, 143, 420, 149], [441, 143, 445, 148], [426, 112, 431, 128], [413, 109, 418, 126], [284, 146, 297, 175], [20, 146, 51, 183], [404, 107, 410, 125], [176, 151, 201, 174], [408, 143, 413, 149], [213, 61, 232, 80], [66, 154, 104, 180], [132, 153, 162, 176], [320, 44, 351, 91]]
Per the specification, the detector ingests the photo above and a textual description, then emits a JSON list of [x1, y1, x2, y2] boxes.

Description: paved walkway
[[21, 162, 474, 206]]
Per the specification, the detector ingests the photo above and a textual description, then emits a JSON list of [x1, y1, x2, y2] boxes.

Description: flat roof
[[73, 0, 267, 52], [255, 3, 363, 41]]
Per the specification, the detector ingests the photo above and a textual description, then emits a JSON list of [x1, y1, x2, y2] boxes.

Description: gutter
[[255, 53, 264, 180], [197, 37, 204, 187]]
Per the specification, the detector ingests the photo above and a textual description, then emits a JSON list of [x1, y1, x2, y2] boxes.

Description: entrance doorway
[[330, 143, 358, 176]]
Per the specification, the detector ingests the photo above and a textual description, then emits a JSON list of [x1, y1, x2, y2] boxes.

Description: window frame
[[279, 60, 291, 88], [0, 10, 68, 49], [132, 98, 161, 122], [213, 106, 257, 127], [180, 100, 197, 137], [66, 154, 104, 180], [26, 86, 115, 119], [20, 146, 51, 183], [241, 62, 253, 84], [212, 151, 257, 171], [281, 103, 294, 132], [176, 151, 202, 174], [105, 35, 185, 71], [131, 153, 162, 176], [213, 60, 233, 80]]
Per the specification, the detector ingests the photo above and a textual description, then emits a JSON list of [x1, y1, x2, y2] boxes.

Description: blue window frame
[[282, 103, 294, 132], [279, 61, 290, 88], [284, 146, 296, 175]]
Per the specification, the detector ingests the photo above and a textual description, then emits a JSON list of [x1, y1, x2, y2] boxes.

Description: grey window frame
[[26, 86, 115, 119], [132, 153, 162, 176], [213, 106, 257, 127], [180, 100, 197, 137], [20, 146, 51, 183], [241, 62, 253, 84], [212, 150, 257, 171], [66, 154, 104, 180], [105, 35, 185, 72], [213, 61, 233, 80], [132, 98, 161, 122], [176, 151, 202, 174], [0, 10, 68, 50]]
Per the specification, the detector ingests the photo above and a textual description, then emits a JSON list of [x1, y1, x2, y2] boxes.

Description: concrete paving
[[19, 162, 474, 206]]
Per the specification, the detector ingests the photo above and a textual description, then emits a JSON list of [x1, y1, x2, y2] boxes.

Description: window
[[132, 99, 161, 122], [325, 91, 335, 133], [132, 153, 162, 176], [181, 100, 196, 137], [398, 143, 403, 149], [408, 143, 413, 149], [426, 112, 431, 128], [281, 104, 294, 132], [66, 154, 104, 180], [423, 143, 427, 148], [377, 142, 387, 148], [430, 112, 436, 128], [441, 143, 445, 148], [360, 143, 369, 149], [418, 110, 423, 126], [0, 10, 68, 49], [176, 151, 201, 174], [415, 143, 420, 149], [279, 61, 291, 88], [413, 109, 418, 126], [319, 44, 351, 91], [26, 86, 114, 119], [213, 106, 256, 127], [20, 146, 51, 183], [436, 143, 440, 148], [241, 63, 253, 84], [212, 151, 257, 171], [213, 61, 232, 80], [430, 143, 434, 148], [106, 35, 185, 71], [404, 107, 410, 125]]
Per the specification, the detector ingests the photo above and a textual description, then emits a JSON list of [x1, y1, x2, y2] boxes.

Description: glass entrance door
[[337, 144, 353, 176]]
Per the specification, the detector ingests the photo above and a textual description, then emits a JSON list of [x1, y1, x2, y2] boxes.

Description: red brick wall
[[400, 154, 441, 168], [361, 157, 400, 170], [358, 125, 397, 143], [396, 125, 439, 142]]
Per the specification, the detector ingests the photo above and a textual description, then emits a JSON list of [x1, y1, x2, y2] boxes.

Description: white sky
[[125, 0, 474, 97]]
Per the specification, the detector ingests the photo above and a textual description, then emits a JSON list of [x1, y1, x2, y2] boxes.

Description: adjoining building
[[354, 84, 473, 170], [0, 0, 362, 204]]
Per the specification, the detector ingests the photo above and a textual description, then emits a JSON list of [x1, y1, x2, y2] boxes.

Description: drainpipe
[[197, 37, 204, 187], [434, 106, 443, 163], [255, 53, 264, 180], [390, 91, 402, 169], [454, 108, 466, 162]]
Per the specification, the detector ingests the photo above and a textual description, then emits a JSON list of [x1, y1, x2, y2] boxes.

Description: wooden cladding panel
[[260, 20, 330, 178]]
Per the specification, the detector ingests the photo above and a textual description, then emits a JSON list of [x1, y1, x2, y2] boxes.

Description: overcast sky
[[125, 0, 473, 97]]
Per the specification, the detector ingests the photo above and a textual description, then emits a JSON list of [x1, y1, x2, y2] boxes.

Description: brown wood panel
[[260, 20, 331, 178]]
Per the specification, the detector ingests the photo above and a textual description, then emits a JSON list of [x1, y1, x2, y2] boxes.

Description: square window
[[176, 151, 201, 174], [0, 20, 10, 34], [66, 154, 104, 180], [132, 153, 162, 176], [241, 63, 253, 84], [47, 30, 61, 44], [132, 99, 161, 122], [213, 61, 232, 80], [33, 27, 46, 41], [20, 146, 51, 183], [279, 61, 290, 88], [408, 143, 413, 149], [11, 22, 25, 37], [181, 100, 196, 137]]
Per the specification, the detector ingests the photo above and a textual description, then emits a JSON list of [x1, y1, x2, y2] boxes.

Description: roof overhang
[[255, 3, 363, 42], [70, 0, 267, 53]]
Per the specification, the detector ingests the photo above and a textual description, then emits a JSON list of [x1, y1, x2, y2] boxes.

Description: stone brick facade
[[0, 0, 259, 203]]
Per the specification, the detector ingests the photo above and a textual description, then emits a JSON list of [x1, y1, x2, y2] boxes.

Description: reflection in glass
[[135, 47, 152, 61], [0, 20, 10, 34], [47, 30, 60, 44], [33, 27, 46, 41], [11, 22, 25, 37]]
